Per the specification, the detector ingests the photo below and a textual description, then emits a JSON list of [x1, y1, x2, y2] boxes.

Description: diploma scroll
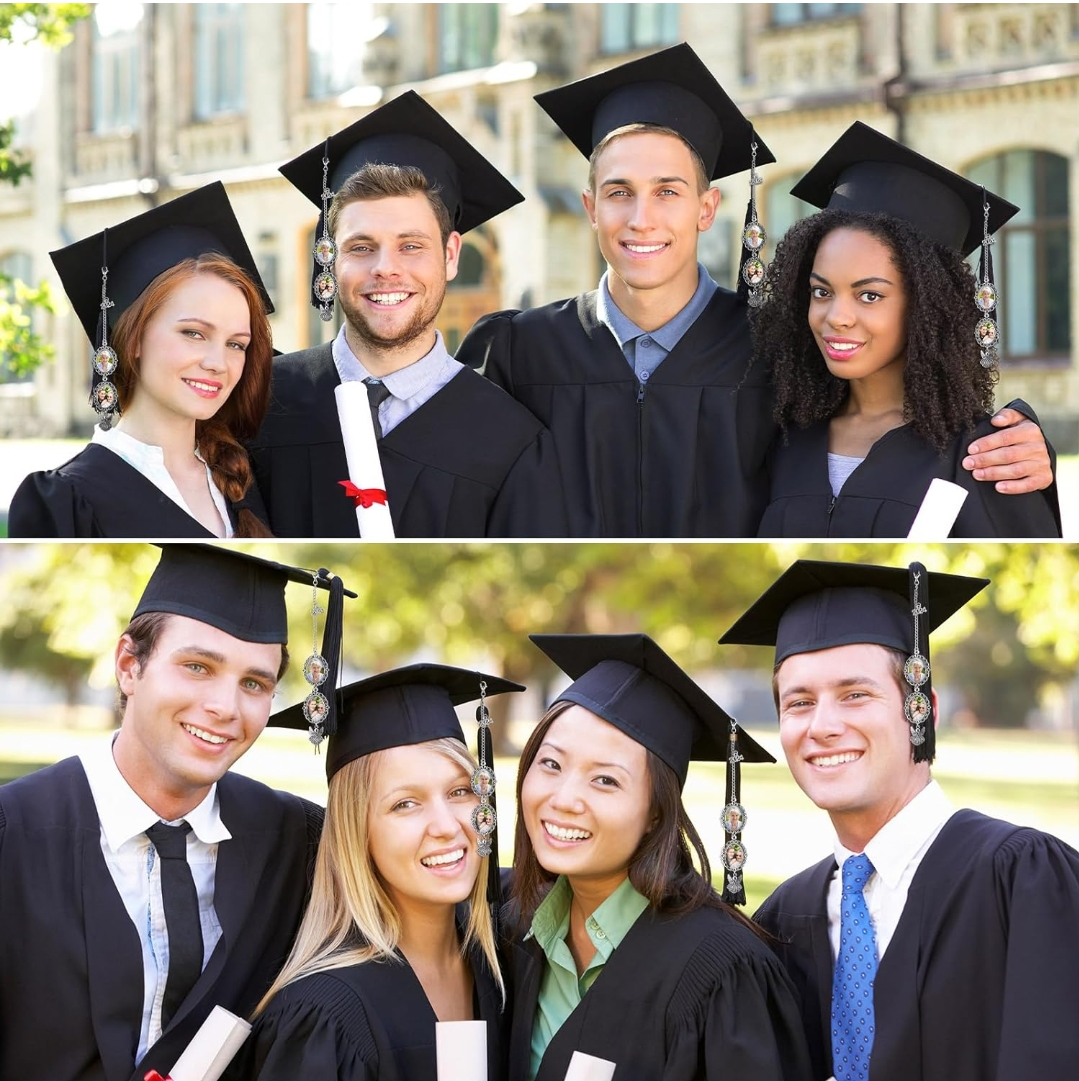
[[563, 1051, 617, 1081], [142, 1005, 251, 1081], [334, 380, 396, 539], [906, 479, 969, 539], [435, 1019, 488, 1081]]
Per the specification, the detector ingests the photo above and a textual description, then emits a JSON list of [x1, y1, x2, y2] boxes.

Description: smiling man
[[251, 92, 566, 538], [721, 559, 1079, 1081], [0, 544, 349, 1081]]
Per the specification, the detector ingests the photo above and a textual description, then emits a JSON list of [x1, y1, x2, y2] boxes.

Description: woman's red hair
[[111, 253, 273, 538]]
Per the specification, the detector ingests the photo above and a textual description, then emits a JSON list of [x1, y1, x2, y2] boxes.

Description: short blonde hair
[[587, 123, 710, 194]]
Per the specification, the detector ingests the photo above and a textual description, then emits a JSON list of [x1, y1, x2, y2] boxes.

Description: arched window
[[449, 242, 486, 289], [965, 150, 1070, 363], [763, 173, 814, 250]]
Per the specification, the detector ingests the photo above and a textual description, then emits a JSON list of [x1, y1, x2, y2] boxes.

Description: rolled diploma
[[334, 380, 396, 539], [168, 1005, 252, 1081], [435, 1019, 487, 1081], [564, 1051, 617, 1081], [906, 478, 969, 539]]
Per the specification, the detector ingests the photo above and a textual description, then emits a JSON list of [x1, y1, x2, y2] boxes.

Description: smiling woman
[[7, 182, 275, 539]]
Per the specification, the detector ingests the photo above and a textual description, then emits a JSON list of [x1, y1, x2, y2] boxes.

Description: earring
[[471, 680, 497, 857], [313, 140, 338, 322], [302, 571, 330, 749], [975, 189, 1000, 369], [904, 564, 933, 763], [719, 718, 748, 906], [92, 231, 120, 430], [739, 138, 767, 309]]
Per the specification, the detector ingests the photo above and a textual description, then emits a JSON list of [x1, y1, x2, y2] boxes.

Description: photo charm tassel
[[471, 680, 497, 857], [92, 231, 120, 430], [975, 189, 1000, 370], [302, 571, 330, 749], [720, 718, 749, 906], [904, 564, 933, 764], [739, 138, 767, 309], [313, 139, 338, 322]]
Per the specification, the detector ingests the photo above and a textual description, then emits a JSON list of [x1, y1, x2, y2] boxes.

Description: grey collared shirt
[[595, 262, 719, 384], [331, 325, 463, 436]]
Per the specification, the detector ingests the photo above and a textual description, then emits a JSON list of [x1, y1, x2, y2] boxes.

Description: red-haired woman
[[9, 183, 274, 538]]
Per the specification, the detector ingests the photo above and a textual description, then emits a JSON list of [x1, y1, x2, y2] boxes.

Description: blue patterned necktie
[[832, 853, 878, 1081]]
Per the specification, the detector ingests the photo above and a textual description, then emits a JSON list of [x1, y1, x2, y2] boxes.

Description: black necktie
[[145, 821, 203, 1028], [365, 379, 391, 442]]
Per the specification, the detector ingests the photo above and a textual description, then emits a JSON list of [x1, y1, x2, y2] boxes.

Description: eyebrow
[[538, 741, 632, 775], [340, 230, 433, 244], [781, 675, 888, 696], [600, 175, 689, 188], [175, 317, 251, 338], [810, 272, 894, 289], [171, 646, 277, 684]]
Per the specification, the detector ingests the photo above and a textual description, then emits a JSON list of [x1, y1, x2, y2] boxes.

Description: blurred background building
[[1, 2, 1076, 452]]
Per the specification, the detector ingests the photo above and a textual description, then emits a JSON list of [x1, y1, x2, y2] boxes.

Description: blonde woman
[[230, 665, 522, 1081]]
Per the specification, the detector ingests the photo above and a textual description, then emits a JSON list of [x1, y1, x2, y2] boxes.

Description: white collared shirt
[[331, 324, 463, 436], [91, 425, 234, 538], [827, 780, 955, 959], [79, 738, 230, 1063]]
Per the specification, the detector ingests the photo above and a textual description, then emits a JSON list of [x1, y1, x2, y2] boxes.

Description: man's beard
[[338, 280, 446, 353]]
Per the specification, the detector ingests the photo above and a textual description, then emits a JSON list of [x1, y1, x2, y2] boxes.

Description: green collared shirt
[[527, 876, 650, 1080]]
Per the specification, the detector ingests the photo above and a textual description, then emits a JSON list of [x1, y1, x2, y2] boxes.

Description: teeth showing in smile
[[184, 379, 219, 392], [183, 723, 228, 745], [543, 821, 592, 842], [624, 243, 666, 253], [810, 751, 862, 767], [828, 342, 860, 352], [368, 292, 410, 305], [421, 848, 465, 867]]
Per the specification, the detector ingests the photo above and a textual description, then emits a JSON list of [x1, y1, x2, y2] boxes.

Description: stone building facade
[[1, 2, 1075, 450]]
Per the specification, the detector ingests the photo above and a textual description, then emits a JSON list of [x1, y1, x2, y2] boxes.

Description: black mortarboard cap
[[50, 181, 273, 347], [279, 90, 524, 237], [270, 663, 524, 782], [530, 633, 773, 789], [789, 121, 1019, 257], [533, 43, 775, 181]]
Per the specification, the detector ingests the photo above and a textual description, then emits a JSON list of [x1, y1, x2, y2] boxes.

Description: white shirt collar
[[80, 735, 232, 851], [834, 779, 953, 891], [332, 324, 455, 401]]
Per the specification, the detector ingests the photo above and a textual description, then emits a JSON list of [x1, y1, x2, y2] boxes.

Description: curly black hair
[[751, 208, 997, 455]]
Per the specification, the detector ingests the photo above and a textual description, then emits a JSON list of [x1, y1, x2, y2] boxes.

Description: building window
[[600, 3, 680, 54], [763, 175, 814, 249], [194, 3, 245, 119], [1, 252, 36, 384], [91, 3, 143, 133], [966, 150, 1070, 362], [438, 4, 499, 74], [771, 3, 862, 27], [307, 2, 374, 100]]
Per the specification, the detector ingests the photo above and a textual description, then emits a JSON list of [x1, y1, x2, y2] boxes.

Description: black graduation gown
[[231, 944, 505, 1081], [507, 903, 813, 1081], [456, 289, 776, 538], [758, 404, 1062, 538], [6, 443, 269, 538], [754, 810, 1079, 1081], [248, 344, 567, 538], [0, 756, 323, 1081]]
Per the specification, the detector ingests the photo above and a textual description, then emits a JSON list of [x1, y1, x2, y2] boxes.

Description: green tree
[[0, 3, 90, 374]]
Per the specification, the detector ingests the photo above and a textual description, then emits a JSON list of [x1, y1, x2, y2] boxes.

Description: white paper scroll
[[906, 478, 969, 539], [168, 1005, 252, 1081], [334, 380, 396, 539], [563, 1051, 617, 1081], [435, 1020, 488, 1081]]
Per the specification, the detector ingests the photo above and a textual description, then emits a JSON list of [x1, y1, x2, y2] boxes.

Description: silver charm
[[903, 652, 930, 688], [741, 140, 767, 308], [314, 147, 337, 322], [304, 653, 329, 687], [470, 766, 495, 799], [93, 262, 120, 427], [303, 572, 330, 750], [473, 680, 496, 857], [721, 838, 747, 873], [721, 801, 748, 834]]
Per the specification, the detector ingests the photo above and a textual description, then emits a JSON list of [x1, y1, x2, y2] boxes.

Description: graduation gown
[[507, 903, 813, 1081], [248, 344, 567, 538], [0, 756, 323, 1081], [754, 810, 1079, 1081], [758, 402, 1062, 538], [457, 289, 776, 538], [6, 443, 268, 538], [232, 944, 505, 1081]]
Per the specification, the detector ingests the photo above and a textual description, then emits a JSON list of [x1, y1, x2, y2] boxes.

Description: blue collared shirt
[[595, 262, 719, 384], [331, 325, 463, 436]]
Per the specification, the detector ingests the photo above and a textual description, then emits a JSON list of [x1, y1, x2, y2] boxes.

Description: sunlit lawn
[[3, 719, 1075, 914]]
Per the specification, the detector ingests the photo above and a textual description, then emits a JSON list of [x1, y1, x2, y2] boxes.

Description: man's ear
[[582, 187, 598, 231], [115, 634, 141, 698], [444, 230, 463, 283], [697, 186, 721, 233]]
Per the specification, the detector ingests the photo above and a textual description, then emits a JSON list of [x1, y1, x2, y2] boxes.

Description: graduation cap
[[49, 182, 273, 427], [531, 633, 774, 904], [719, 559, 989, 764], [790, 121, 1019, 258], [280, 90, 524, 318], [134, 543, 354, 732], [533, 43, 775, 182]]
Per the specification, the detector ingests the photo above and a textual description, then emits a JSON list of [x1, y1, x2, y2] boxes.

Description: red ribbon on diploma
[[339, 480, 388, 509]]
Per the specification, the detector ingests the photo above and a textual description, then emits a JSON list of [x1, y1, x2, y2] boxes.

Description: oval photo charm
[[721, 802, 748, 834], [721, 839, 747, 872], [304, 653, 329, 686], [742, 257, 766, 288], [92, 380, 118, 414], [903, 653, 930, 688], [904, 690, 931, 727], [975, 317, 998, 348], [742, 221, 766, 252], [93, 345, 118, 376], [302, 690, 329, 726], [472, 803, 496, 836], [314, 271, 338, 304], [975, 282, 998, 312], [313, 236, 337, 267], [471, 766, 495, 799]]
